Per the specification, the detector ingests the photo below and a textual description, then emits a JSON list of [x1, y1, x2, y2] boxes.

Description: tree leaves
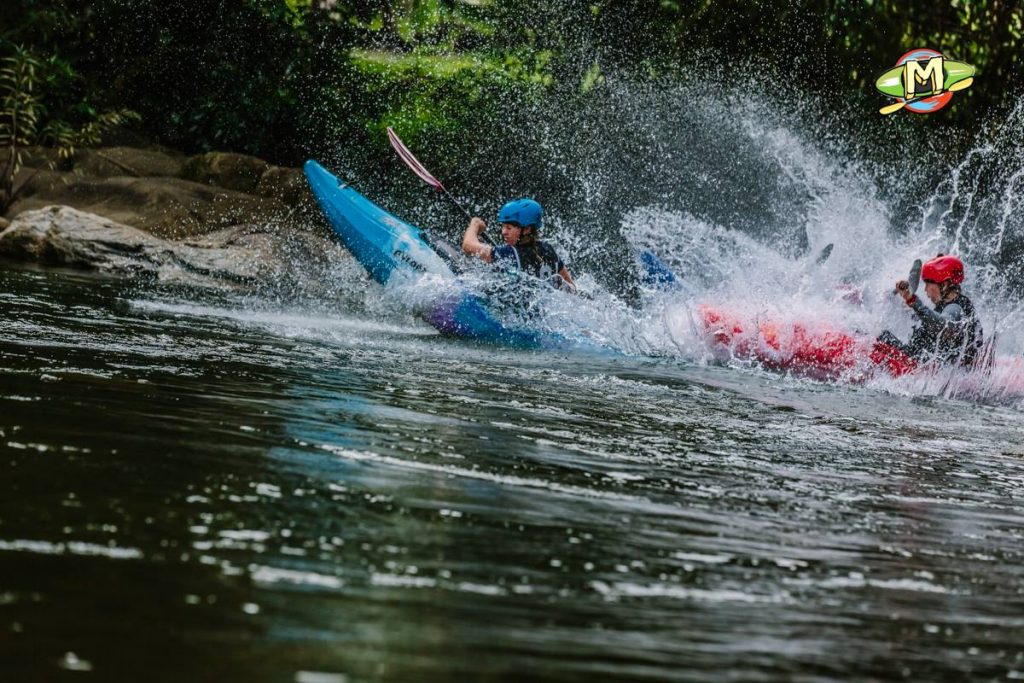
[[0, 45, 139, 213]]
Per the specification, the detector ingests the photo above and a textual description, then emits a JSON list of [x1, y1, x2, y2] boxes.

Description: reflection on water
[[3, 267, 1024, 682]]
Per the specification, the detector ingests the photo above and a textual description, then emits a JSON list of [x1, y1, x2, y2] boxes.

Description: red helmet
[[921, 254, 964, 285]]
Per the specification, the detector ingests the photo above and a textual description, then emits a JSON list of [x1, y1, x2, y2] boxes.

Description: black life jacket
[[936, 292, 984, 365], [910, 291, 984, 366], [503, 241, 565, 288]]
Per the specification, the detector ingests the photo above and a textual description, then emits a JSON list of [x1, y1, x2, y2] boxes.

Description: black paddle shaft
[[442, 191, 496, 247]]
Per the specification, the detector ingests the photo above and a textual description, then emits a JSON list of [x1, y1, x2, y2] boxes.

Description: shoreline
[[0, 146, 348, 293]]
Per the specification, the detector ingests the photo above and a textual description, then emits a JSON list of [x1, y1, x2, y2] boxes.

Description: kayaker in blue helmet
[[462, 198, 577, 292]]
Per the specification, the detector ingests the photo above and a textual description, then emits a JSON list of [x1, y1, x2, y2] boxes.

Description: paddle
[[386, 127, 495, 247], [879, 77, 974, 115], [814, 242, 834, 265], [907, 258, 922, 295], [890, 258, 923, 307]]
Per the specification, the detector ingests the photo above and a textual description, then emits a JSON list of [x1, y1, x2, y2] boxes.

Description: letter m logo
[[903, 56, 944, 98]]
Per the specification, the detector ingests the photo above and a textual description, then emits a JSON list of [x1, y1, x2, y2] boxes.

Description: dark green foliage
[[0, 43, 138, 213], [2, 0, 1022, 170], [3, 0, 1022, 298], [81, 0, 356, 161]]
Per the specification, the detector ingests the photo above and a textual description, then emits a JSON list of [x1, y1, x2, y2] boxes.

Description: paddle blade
[[908, 259, 922, 294], [879, 100, 906, 115], [815, 242, 834, 265], [950, 76, 973, 92], [387, 127, 446, 191], [638, 249, 679, 288]]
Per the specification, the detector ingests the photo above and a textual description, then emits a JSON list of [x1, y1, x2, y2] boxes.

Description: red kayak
[[638, 250, 1022, 400], [697, 304, 919, 382], [694, 304, 1024, 405]]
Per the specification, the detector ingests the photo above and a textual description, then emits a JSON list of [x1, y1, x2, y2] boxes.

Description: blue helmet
[[497, 198, 543, 229]]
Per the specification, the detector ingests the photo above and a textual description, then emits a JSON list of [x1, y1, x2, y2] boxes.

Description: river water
[[3, 263, 1024, 682]]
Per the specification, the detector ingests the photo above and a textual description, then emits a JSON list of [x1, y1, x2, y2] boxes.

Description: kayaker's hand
[[894, 280, 914, 304], [469, 217, 487, 235]]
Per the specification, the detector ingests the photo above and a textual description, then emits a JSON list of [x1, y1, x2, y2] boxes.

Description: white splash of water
[[609, 100, 1024, 404]]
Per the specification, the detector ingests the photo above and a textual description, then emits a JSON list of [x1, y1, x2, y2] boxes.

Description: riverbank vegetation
[[1, 0, 1022, 249], [2, 1, 1021, 164], [1, 0, 1022, 302]]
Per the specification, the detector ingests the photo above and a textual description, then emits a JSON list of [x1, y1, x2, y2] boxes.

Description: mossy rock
[[179, 152, 270, 194], [6, 170, 287, 239], [256, 166, 313, 207], [72, 147, 185, 179]]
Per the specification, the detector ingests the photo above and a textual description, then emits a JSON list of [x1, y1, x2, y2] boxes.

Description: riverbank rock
[[7, 171, 288, 239], [71, 146, 185, 179], [0, 205, 252, 285], [3, 145, 319, 238], [0, 206, 351, 294], [256, 165, 314, 206], [1, 206, 161, 271], [0, 146, 340, 291], [180, 152, 269, 194]]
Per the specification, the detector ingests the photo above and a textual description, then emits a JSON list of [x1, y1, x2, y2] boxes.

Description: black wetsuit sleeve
[[910, 299, 964, 327]]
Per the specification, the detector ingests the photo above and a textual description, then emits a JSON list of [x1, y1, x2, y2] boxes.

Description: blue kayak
[[304, 160, 587, 349]]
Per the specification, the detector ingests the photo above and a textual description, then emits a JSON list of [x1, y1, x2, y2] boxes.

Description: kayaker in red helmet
[[877, 254, 984, 366]]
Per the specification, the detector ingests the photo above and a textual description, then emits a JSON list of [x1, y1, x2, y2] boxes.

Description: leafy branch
[[0, 45, 139, 214]]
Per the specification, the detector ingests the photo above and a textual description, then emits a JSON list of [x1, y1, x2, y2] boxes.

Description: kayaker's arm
[[559, 266, 577, 294], [899, 279, 966, 341], [462, 217, 493, 263], [909, 298, 963, 324], [898, 280, 965, 326]]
